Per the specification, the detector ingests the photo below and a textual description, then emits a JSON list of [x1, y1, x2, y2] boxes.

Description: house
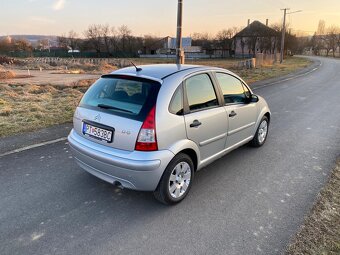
[[233, 20, 280, 58], [141, 36, 199, 57]]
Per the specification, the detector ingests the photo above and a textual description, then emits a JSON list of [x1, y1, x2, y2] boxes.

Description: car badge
[[94, 114, 101, 122]]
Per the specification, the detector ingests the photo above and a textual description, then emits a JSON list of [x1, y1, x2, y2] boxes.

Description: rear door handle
[[190, 120, 202, 128], [229, 111, 237, 117]]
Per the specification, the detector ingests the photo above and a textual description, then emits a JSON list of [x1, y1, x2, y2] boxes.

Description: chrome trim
[[228, 122, 256, 136], [199, 132, 227, 146]]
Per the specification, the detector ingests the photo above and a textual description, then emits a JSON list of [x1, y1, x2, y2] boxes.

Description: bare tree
[[37, 39, 49, 51], [314, 20, 326, 55], [325, 25, 340, 57], [15, 38, 32, 52], [84, 24, 104, 55], [102, 24, 112, 55], [57, 34, 68, 48], [216, 28, 240, 57], [68, 30, 79, 51], [118, 25, 132, 52]]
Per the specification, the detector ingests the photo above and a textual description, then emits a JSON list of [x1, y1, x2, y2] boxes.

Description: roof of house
[[234, 21, 278, 38]]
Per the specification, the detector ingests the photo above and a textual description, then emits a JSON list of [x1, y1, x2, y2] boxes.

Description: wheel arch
[[178, 148, 198, 172], [168, 139, 200, 171]]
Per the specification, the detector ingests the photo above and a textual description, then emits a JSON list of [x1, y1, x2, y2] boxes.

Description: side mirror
[[250, 94, 259, 103]]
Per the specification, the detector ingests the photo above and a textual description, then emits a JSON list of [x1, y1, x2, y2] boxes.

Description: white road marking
[[0, 137, 67, 157]]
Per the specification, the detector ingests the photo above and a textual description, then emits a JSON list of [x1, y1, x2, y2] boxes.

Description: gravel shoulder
[[286, 159, 340, 255]]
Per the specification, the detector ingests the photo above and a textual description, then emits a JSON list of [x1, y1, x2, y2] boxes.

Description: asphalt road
[[1, 56, 339, 255]]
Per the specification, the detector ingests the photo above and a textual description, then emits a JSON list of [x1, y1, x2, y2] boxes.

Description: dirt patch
[[286, 159, 340, 255]]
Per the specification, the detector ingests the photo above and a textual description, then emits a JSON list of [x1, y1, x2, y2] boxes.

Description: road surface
[[0, 56, 339, 255]]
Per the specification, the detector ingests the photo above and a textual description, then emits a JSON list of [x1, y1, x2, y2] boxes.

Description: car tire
[[154, 153, 194, 205], [250, 116, 269, 147]]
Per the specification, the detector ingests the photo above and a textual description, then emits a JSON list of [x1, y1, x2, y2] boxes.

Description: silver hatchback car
[[68, 64, 270, 204]]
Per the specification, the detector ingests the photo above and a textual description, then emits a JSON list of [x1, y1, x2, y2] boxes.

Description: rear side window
[[185, 74, 218, 112], [216, 73, 246, 104], [80, 76, 160, 121], [169, 85, 184, 115]]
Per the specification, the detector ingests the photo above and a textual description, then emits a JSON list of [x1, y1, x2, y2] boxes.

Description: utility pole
[[280, 8, 289, 63], [280, 9, 302, 63], [176, 0, 184, 64]]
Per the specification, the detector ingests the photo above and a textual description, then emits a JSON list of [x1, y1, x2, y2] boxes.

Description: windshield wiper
[[97, 104, 133, 114]]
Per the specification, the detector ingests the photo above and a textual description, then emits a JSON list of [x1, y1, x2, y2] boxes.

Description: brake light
[[135, 106, 158, 151]]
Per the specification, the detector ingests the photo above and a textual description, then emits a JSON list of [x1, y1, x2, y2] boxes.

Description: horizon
[[1, 0, 340, 37]]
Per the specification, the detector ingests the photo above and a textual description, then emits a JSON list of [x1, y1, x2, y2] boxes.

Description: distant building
[[142, 36, 197, 56], [233, 20, 279, 58], [164, 37, 192, 49]]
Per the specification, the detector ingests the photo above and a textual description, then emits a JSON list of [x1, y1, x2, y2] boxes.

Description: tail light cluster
[[135, 106, 158, 151]]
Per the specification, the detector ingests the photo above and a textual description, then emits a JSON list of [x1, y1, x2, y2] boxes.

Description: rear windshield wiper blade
[[97, 104, 133, 114]]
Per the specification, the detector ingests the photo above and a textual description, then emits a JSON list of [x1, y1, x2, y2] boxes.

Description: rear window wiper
[[97, 104, 134, 114]]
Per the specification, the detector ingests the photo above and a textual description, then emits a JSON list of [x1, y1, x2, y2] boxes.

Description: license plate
[[82, 122, 113, 143]]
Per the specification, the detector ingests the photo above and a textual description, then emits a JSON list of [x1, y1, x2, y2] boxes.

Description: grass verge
[[0, 79, 95, 137], [286, 159, 340, 255], [0, 57, 311, 137]]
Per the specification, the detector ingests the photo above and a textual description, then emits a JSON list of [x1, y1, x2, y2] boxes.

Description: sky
[[0, 0, 340, 37]]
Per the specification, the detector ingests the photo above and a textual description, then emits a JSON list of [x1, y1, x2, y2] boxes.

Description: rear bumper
[[68, 129, 174, 191]]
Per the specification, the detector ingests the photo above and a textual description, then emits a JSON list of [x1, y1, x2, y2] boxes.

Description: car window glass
[[216, 73, 246, 104], [185, 74, 218, 112], [169, 86, 183, 115], [80, 77, 159, 120]]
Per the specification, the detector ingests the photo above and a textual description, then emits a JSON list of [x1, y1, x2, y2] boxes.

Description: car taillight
[[135, 106, 158, 151]]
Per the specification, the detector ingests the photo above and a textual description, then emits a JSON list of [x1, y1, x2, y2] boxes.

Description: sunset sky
[[1, 0, 339, 37]]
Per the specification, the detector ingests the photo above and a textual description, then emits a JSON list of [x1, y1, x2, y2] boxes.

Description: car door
[[183, 73, 229, 161], [214, 72, 258, 149]]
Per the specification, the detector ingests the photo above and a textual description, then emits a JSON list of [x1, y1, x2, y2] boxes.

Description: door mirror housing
[[250, 94, 259, 103]]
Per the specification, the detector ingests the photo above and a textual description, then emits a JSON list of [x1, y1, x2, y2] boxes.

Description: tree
[[15, 38, 32, 52], [314, 20, 326, 55], [118, 25, 132, 53], [84, 24, 104, 54], [325, 25, 340, 57], [67, 30, 79, 51], [57, 34, 68, 48], [101, 24, 111, 55], [192, 32, 213, 50]]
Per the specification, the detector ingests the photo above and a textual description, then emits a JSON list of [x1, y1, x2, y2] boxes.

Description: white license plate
[[82, 122, 113, 143]]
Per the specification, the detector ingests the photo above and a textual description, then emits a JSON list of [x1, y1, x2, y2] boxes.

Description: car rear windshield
[[79, 75, 161, 121]]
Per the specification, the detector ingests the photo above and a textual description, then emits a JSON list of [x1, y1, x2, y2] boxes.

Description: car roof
[[107, 64, 244, 85], [109, 64, 206, 82]]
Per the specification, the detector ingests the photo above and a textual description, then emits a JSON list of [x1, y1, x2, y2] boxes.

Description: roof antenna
[[131, 62, 142, 72]]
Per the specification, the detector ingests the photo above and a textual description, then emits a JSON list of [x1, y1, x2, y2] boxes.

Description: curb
[[0, 123, 72, 155]]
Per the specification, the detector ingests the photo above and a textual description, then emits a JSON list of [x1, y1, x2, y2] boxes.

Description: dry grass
[[235, 57, 312, 84], [0, 83, 84, 137], [286, 159, 340, 255], [0, 70, 16, 79]]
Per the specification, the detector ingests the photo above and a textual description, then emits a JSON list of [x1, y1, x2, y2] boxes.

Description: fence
[[233, 53, 280, 69], [5, 57, 133, 68]]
